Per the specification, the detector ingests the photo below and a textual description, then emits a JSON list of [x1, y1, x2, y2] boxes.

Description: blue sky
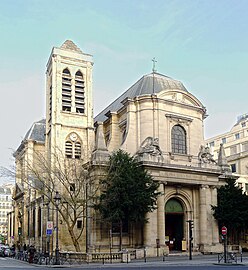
[[0, 0, 248, 175]]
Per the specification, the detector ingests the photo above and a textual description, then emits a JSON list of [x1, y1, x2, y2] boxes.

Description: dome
[[95, 72, 188, 122]]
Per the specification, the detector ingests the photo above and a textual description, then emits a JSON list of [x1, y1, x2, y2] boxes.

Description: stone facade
[[206, 114, 248, 193], [10, 40, 226, 255], [205, 114, 248, 247], [0, 184, 13, 243]]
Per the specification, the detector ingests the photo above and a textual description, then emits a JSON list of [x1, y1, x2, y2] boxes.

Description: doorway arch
[[165, 198, 184, 251]]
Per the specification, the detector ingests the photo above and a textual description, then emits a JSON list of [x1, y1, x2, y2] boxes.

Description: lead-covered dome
[[95, 72, 188, 122]]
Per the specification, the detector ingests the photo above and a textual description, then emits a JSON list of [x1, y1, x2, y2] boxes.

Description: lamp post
[[54, 191, 61, 265], [45, 201, 50, 257]]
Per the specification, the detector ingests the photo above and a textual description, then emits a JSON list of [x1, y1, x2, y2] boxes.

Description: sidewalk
[[11, 253, 248, 268]]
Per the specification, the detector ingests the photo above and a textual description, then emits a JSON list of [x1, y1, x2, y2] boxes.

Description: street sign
[[221, 226, 227, 235], [46, 229, 53, 235], [47, 221, 53, 230]]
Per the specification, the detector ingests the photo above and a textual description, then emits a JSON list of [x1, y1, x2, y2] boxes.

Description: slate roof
[[94, 72, 188, 122], [23, 119, 46, 142], [14, 119, 46, 157], [60, 40, 83, 54]]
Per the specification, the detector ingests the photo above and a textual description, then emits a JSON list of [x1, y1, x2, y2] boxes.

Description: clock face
[[70, 133, 78, 141]]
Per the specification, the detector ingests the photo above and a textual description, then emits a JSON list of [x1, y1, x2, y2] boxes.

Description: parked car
[[0, 246, 4, 257], [0, 245, 12, 257], [4, 247, 11, 257]]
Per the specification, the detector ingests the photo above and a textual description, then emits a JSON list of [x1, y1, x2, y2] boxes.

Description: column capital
[[200, 184, 209, 189]]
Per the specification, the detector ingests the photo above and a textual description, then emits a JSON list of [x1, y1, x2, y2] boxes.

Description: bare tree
[[1, 147, 99, 252]]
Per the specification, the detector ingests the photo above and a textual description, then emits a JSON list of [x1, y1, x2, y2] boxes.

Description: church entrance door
[[165, 199, 184, 251]]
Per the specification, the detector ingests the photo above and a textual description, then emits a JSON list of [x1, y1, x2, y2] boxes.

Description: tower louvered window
[[65, 141, 73, 158], [75, 142, 81, 159], [62, 68, 72, 112], [48, 84, 52, 126], [65, 137, 81, 159], [75, 71, 85, 113], [171, 124, 187, 154]]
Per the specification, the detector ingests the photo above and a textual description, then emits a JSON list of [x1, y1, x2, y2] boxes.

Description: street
[[0, 254, 247, 270]]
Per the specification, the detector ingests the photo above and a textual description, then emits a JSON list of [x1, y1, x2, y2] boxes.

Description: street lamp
[[54, 191, 61, 265]]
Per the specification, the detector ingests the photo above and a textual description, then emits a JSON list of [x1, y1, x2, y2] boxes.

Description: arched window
[[74, 142, 81, 159], [62, 68, 72, 112], [65, 141, 73, 158], [171, 125, 187, 154], [65, 133, 81, 159], [75, 70, 85, 113], [165, 198, 184, 213]]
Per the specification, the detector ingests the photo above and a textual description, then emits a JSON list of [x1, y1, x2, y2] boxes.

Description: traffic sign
[[221, 226, 227, 235], [47, 221, 53, 230], [46, 229, 53, 235]]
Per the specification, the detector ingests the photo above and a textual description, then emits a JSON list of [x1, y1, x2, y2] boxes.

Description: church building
[[11, 40, 227, 256]]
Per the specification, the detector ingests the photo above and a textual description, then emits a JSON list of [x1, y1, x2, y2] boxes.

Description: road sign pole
[[221, 226, 227, 263], [224, 235, 227, 263]]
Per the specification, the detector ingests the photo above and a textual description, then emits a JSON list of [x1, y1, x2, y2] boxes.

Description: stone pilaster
[[199, 185, 208, 245], [144, 210, 157, 247], [157, 183, 165, 245], [211, 186, 220, 244], [205, 185, 212, 245]]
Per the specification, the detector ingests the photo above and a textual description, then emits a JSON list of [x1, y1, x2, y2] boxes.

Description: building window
[[62, 68, 72, 112], [65, 133, 81, 159], [77, 220, 82, 229], [48, 80, 52, 126], [74, 142, 81, 159], [235, 133, 240, 140], [209, 141, 215, 147], [231, 163, 236, 173], [171, 125, 187, 154], [241, 122, 246, 128], [75, 71, 85, 113], [222, 138, 226, 144], [65, 141, 73, 158], [112, 219, 128, 234], [70, 183, 75, 192]]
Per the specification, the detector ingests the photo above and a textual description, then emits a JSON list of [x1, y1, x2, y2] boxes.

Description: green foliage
[[95, 149, 159, 225], [212, 177, 248, 242]]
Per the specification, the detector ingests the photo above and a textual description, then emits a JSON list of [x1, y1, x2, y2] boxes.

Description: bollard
[[163, 251, 166, 262]]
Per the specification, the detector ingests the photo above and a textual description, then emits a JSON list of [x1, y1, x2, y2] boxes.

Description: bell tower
[[45, 40, 94, 161]]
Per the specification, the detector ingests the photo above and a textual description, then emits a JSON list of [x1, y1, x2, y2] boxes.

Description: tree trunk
[[141, 223, 144, 246], [68, 227, 81, 252], [119, 220, 123, 251]]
